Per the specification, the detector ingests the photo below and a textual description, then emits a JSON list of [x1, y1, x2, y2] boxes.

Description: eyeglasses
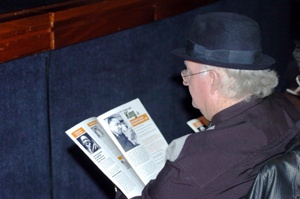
[[181, 69, 211, 85]]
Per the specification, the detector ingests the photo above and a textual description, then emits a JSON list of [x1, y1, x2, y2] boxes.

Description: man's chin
[[192, 100, 198, 109]]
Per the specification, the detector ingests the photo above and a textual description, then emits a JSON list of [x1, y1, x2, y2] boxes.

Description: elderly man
[[116, 12, 300, 198]]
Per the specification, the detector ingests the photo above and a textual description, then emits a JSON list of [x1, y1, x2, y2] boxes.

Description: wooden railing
[[0, 0, 216, 63]]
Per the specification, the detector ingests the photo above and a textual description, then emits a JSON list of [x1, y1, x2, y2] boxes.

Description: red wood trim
[[0, 0, 217, 64], [154, 0, 217, 20], [53, 0, 154, 49], [0, 13, 52, 63]]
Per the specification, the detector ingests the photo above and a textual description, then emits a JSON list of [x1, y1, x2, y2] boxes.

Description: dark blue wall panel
[[0, 53, 51, 198]]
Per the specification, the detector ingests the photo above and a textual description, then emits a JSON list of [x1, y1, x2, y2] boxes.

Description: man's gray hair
[[202, 65, 278, 101]]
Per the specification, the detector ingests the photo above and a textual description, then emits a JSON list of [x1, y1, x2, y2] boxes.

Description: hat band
[[186, 40, 262, 65]]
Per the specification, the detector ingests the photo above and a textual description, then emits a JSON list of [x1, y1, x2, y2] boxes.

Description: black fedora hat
[[171, 12, 275, 70]]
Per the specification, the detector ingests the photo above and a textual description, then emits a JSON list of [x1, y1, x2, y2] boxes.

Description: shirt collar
[[210, 96, 265, 126]]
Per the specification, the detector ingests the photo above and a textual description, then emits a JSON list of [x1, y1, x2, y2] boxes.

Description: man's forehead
[[81, 136, 88, 140]]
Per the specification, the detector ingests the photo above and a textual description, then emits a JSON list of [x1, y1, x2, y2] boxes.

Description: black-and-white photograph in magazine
[[77, 133, 100, 154], [90, 124, 104, 138], [106, 113, 139, 152]]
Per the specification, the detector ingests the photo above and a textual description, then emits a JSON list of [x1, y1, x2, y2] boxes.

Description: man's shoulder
[[165, 134, 191, 162]]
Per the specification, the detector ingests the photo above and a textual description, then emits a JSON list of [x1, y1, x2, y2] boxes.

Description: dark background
[[0, 0, 299, 198], [0, 0, 68, 14]]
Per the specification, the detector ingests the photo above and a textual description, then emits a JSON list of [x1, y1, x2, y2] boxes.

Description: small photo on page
[[78, 133, 100, 154]]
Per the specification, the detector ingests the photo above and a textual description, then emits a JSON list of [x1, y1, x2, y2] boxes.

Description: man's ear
[[209, 70, 220, 94]]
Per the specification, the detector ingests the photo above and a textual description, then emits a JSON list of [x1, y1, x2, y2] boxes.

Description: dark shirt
[[116, 93, 300, 199]]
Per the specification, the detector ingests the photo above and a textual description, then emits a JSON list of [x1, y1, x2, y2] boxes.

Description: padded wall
[[0, 53, 51, 198]]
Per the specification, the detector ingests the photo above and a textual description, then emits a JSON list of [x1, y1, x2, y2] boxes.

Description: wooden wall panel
[[53, 0, 154, 48], [0, 14, 52, 63], [154, 0, 218, 20], [0, 0, 217, 63]]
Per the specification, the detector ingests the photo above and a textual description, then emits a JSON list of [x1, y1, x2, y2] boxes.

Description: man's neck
[[212, 95, 248, 119]]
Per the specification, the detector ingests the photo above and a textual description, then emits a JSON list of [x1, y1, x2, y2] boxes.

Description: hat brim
[[171, 48, 275, 70]]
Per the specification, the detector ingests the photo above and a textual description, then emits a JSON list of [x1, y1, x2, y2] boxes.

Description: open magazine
[[65, 98, 169, 198]]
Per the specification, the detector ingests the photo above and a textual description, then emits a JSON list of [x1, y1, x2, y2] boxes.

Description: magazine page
[[66, 117, 144, 198], [97, 98, 168, 185]]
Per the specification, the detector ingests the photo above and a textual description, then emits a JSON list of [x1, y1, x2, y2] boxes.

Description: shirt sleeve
[[115, 134, 197, 199], [115, 160, 201, 199]]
